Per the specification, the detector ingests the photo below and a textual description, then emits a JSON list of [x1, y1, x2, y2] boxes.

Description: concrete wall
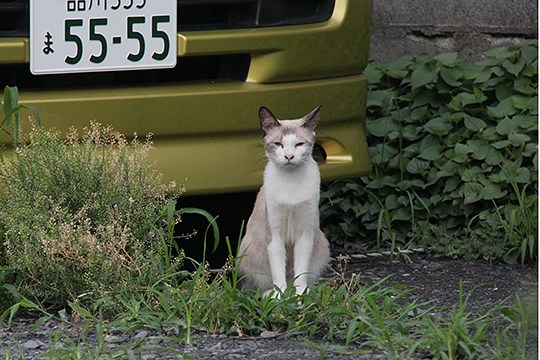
[[370, 0, 538, 62]]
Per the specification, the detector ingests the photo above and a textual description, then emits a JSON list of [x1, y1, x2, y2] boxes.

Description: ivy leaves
[[321, 41, 538, 263]]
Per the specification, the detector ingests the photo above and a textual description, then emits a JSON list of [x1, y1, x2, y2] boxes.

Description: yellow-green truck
[[0, 0, 372, 196]]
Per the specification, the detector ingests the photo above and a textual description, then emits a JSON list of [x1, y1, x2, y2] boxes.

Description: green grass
[[2, 249, 536, 360]]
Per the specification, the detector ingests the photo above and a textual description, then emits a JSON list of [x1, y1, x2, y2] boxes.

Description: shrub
[[321, 41, 537, 264], [0, 122, 181, 310]]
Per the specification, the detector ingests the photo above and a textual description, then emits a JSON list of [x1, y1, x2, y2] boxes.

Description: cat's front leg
[[267, 234, 287, 297], [293, 230, 315, 295]]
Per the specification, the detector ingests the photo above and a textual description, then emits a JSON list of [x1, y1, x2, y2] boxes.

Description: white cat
[[237, 106, 330, 297]]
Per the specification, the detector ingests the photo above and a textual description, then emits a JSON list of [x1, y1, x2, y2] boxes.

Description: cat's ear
[[302, 105, 322, 133], [259, 106, 280, 135]]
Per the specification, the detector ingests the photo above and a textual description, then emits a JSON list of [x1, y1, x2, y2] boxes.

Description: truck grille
[[0, 0, 28, 37], [0, 0, 335, 38], [0, 54, 251, 89]]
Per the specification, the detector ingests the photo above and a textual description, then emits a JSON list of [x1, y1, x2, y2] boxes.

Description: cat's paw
[[294, 285, 309, 296], [262, 287, 285, 299]]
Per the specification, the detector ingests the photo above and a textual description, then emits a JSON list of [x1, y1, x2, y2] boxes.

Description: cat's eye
[[274, 142, 283, 147], [295, 142, 305, 147]]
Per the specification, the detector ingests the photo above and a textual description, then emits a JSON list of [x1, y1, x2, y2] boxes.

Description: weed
[[0, 123, 181, 312], [0, 86, 40, 154], [320, 41, 538, 263]]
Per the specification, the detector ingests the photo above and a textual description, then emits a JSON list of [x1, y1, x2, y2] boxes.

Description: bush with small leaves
[[0, 123, 182, 311]]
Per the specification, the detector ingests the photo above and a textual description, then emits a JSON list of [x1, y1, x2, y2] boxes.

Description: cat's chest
[[264, 163, 320, 205]]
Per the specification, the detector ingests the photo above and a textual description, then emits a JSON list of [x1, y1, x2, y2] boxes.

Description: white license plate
[[30, 0, 177, 75]]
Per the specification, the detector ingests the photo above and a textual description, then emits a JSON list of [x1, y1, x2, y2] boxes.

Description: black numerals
[[151, 15, 170, 61], [64, 19, 83, 65], [89, 18, 108, 63], [127, 16, 145, 62], [63, 15, 171, 66]]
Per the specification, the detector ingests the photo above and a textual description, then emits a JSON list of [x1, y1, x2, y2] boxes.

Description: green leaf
[[473, 67, 493, 84], [502, 57, 525, 77], [401, 125, 422, 141], [512, 95, 537, 111], [515, 167, 532, 183], [367, 90, 395, 109], [515, 114, 538, 131], [437, 161, 460, 177], [513, 77, 535, 95], [487, 105, 507, 119], [388, 208, 409, 222], [411, 63, 438, 89], [366, 117, 398, 138], [384, 194, 400, 210], [464, 115, 487, 131], [495, 83, 514, 101], [485, 148, 504, 165], [492, 140, 511, 149], [443, 176, 461, 192], [463, 183, 483, 204], [461, 63, 485, 80], [460, 167, 484, 182], [424, 117, 453, 136], [412, 89, 437, 108], [410, 106, 428, 121], [484, 46, 516, 59], [406, 158, 430, 175], [496, 117, 518, 135], [418, 135, 442, 160], [480, 183, 507, 200], [454, 143, 472, 155], [434, 52, 459, 65], [369, 144, 398, 164], [3, 86, 14, 125], [418, 144, 442, 161], [364, 62, 384, 84], [440, 67, 462, 86], [449, 111, 466, 124], [497, 97, 519, 117], [508, 133, 531, 147], [385, 55, 413, 79], [521, 64, 537, 77], [467, 140, 491, 160], [523, 143, 537, 157]]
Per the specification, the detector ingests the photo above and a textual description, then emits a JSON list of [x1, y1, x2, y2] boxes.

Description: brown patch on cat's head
[[259, 107, 280, 137], [301, 105, 322, 134], [258, 105, 321, 137]]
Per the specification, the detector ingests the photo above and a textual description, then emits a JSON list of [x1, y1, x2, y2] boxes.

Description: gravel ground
[[1, 253, 537, 359]]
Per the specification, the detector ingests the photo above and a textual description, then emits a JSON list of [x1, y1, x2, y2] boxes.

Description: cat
[[237, 106, 330, 297]]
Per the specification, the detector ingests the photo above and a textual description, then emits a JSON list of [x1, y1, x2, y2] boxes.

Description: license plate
[[30, 0, 177, 75]]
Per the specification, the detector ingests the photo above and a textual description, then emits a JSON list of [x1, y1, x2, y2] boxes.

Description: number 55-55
[[65, 15, 171, 65]]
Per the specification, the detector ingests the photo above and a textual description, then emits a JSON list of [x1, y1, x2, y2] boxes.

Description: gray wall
[[370, 0, 538, 62]]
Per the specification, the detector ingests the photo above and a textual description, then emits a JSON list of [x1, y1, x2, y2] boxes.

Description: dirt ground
[[1, 253, 537, 359]]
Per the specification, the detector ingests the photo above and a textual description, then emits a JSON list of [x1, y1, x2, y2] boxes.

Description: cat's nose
[[285, 155, 294, 161]]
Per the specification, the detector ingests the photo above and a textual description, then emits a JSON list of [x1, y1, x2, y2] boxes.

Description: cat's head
[[259, 106, 321, 168]]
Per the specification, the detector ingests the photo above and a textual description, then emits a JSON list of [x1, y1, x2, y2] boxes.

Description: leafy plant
[[0, 123, 186, 312], [321, 41, 538, 263]]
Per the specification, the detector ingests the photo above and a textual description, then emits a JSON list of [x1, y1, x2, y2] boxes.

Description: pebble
[[426, 262, 444, 271], [133, 330, 149, 340], [22, 339, 43, 350]]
